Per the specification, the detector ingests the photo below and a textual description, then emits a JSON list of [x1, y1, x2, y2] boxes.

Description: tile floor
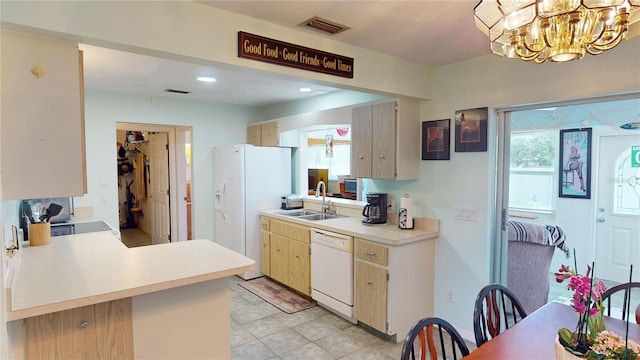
[[120, 227, 152, 248], [229, 276, 477, 360]]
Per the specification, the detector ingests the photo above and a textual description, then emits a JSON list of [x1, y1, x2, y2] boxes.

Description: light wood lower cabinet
[[289, 239, 310, 295], [270, 234, 289, 284], [26, 298, 133, 359], [261, 217, 270, 276], [354, 259, 388, 333], [353, 237, 435, 341], [265, 217, 310, 296]]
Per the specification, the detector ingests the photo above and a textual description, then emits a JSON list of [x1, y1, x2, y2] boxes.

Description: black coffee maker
[[362, 193, 388, 224]]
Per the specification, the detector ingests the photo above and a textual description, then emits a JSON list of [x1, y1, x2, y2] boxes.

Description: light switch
[[100, 193, 108, 204], [454, 206, 478, 222], [100, 176, 108, 187]]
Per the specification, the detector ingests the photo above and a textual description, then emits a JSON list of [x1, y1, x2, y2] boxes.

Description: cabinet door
[[269, 234, 289, 284], [247, 124, 262, 146], [354, 259, 388, 333], [26, 298, 133, 359], [1, 31, 86, 199], [371, 101, 396, 179], [261, 230, 270, 276], [288, 240, 310, 296], [261, 122, 279, 147], [351, 105, 373, 178]]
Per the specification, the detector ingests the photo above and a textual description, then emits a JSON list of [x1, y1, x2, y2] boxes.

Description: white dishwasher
[[310, 228, 354, 319]]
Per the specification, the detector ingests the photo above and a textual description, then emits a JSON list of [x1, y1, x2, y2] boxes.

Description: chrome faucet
[[315, 181, 330, 213]]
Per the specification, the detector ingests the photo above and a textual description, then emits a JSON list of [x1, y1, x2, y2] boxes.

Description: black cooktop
[[50, 221, 114, 236]]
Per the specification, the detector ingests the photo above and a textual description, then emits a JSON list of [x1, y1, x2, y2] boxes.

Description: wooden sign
[[238, 31, 354, 78]]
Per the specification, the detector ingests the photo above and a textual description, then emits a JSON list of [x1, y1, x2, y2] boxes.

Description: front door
[[150, 132, 170, 244], [595, 135, 640, 283]]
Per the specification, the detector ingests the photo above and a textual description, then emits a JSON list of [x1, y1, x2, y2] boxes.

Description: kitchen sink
[[278, 209, 320, 216], [297, 213, 345, 221]]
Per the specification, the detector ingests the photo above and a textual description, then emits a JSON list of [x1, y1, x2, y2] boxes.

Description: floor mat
[[239, 277, 316, 314]]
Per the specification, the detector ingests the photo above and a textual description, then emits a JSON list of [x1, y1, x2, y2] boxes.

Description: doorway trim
[[491, 91, 640, 285], [116, 122, 192, 242]]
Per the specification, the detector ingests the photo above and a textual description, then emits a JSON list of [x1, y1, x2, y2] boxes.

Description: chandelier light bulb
[[474, 0, 640, 63]]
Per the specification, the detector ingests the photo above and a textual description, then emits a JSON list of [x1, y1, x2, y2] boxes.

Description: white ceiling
[[81, 1, 491, 106]]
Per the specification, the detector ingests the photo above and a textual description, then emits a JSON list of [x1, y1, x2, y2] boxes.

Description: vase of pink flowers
[[554, 263, 640, 360], [555, 264, 607, 357]]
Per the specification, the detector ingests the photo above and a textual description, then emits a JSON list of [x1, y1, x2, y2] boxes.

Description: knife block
[[28, 223, 51, 246]]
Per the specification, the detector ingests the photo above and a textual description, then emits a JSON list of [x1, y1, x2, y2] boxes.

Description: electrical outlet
[[448, 289, 455, 303]]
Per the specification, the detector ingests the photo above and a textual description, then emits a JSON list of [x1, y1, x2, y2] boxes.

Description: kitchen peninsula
[[6, 232, 254, 359]]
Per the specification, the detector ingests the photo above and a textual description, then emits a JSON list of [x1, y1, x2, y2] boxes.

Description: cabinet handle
[[363, 251, 376, 257], [296, 255, 299, 258], [80, 321, 88, 328], [367, 281, 373, 285], [379, 154, 385, 159], [358, 155, 364, 159]]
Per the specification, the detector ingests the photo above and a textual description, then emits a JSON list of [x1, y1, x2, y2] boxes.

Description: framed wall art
[[422, 119, 450, 160], [559, 128, 592, 199], [454, 107, 488, 152]]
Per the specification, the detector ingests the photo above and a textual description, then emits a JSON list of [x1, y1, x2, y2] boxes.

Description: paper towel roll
[[399, 195, 413, 229]]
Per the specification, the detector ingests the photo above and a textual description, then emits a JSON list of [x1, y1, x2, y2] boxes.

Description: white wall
[[77, 91, 261, 241], [0, 1, 430, 100]]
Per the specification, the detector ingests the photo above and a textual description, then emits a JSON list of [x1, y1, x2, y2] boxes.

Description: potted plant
[[554, 263, 639, 360]]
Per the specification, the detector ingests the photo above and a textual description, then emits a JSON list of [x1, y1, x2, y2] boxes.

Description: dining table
[[465, 301, 640, 359]]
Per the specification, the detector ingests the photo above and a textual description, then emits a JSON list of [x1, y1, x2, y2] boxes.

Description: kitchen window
[[307, 127, 351, 181]]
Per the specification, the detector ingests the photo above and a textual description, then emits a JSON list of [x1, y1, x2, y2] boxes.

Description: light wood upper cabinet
[[351, 105, 373, 178], [247, 121, 279, 146], [261, 121, 279, 146], [1, 30, 87, 199], [247, 124, 262, 146], [26, 298, 133, 360], [350, 99, 419, 180]]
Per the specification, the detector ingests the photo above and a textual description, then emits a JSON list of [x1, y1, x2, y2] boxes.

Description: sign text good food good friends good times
[[238, 32, 354, 78]]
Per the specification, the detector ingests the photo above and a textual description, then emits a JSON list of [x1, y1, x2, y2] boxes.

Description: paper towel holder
[[398, 193, 414, 230]]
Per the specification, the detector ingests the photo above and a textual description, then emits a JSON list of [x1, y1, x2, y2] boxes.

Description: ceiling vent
[[164, 88, 191, 94], [300, 16, 350, 35]]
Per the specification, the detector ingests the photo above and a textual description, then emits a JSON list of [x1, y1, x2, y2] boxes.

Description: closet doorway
[[116, 122, 192, 247]]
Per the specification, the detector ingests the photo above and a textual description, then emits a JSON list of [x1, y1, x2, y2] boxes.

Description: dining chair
[[400, 317, 469, 360], [473, 283, 528, 347], [600, 282, 640, 324]]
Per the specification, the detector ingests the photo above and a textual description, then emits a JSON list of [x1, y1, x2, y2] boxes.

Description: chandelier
[[474, 0, 640, 63]]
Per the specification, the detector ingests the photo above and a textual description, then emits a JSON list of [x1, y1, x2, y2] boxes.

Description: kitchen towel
[[399, 194, 413, 229]]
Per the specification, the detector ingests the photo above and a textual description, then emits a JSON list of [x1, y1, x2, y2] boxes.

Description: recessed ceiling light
[[299, 87, 312, 92], [197, 76, 217, 83]]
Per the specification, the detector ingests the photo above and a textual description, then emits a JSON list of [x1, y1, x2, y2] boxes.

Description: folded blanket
[[507, 220, 570, 257]]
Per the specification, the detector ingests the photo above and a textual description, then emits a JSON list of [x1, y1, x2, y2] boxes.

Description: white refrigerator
[[214, 145, 291, 280]]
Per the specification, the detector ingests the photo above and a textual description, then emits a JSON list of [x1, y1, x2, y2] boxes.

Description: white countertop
[[6, 233, 254, 321], [260, 209, 439, 245]]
